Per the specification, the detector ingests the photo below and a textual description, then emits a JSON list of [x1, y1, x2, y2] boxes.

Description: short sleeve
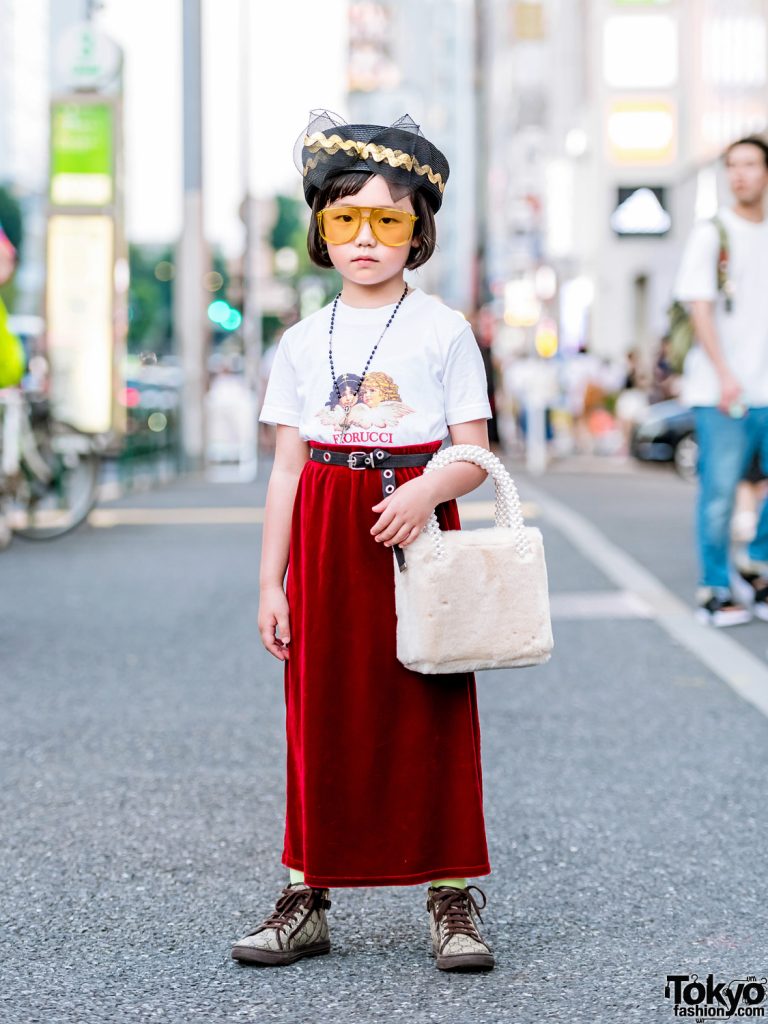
[[259, 334, 301, 426], [443, 324, 492, 425], [674, 220, 719, 302]]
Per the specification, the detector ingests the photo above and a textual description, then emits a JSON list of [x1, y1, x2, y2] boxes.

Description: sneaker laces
[[428, 885, 487, 942], [247, 884, 330, 940]]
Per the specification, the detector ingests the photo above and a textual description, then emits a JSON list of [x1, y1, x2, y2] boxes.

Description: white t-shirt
[[674, 206, 768, 407], [259, 287, 492, 445]]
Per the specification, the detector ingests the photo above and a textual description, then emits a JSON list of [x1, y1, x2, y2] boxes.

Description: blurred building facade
[[0, 0, 51, 313], [479, 0, 588, 366], [0, 0, 97, 314], [0, 0, 49, 193], [346, 0, 479, 312], [479, 0, 768, 370], [586, 0, 768, 366], [1, 0, 767, 370], [347, 0, 768, 372]]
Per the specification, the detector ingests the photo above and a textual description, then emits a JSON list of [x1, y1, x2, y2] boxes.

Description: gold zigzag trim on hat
[[303, 131, 446, 193]]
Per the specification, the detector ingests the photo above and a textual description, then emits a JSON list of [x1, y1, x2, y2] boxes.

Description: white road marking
[[549, 590, 653, 620], [525, 484, 768, 719], [87, 499, 538, 528], [457, 499, 539, 521], [89, 507, 266, 526]]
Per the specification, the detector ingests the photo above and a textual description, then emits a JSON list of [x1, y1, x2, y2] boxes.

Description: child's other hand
[[259, 585, 291, 661], [370, 476, 435, 549]]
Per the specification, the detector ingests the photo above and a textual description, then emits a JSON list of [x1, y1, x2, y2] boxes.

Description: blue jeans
[[693, 406, 768, 588]]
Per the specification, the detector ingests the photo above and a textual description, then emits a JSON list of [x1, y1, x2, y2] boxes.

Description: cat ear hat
[[294, 109, 450, 212]]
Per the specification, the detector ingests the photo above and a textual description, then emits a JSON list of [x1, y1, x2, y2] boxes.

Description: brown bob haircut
[[307, 171, 437, 271]]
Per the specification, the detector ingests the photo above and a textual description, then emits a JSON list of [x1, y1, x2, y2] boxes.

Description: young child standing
[[231, 110, 495, 973]]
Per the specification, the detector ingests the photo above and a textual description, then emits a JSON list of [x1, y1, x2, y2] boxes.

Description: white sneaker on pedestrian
[[733, 556, 768, 623], [696, 588, 752, 628]]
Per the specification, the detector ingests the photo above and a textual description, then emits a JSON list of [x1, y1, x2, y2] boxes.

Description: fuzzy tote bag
[[393, 445, 553, 674]]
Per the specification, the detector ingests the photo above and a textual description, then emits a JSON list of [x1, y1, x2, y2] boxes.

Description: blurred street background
[[5, 0, 768, 477], [4, 1, 768, 1022]]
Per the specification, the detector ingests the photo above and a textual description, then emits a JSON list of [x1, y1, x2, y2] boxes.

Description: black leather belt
[[309, 446, 433, 571]]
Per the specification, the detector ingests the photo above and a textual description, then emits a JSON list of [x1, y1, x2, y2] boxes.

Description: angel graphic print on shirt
[[318, 370, 414, 444], [259, 287, 492, 446]]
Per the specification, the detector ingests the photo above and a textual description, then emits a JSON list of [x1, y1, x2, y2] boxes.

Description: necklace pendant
[[328, 283, 409, 413]]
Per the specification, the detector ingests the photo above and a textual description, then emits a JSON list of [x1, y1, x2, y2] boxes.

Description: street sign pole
[[47, 25, 127, 442], [240, 0, 261, 477], [176, 0, 209, 471]]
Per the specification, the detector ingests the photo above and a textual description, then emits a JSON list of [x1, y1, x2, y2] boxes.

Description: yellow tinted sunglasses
[[317, 206, 419, 247]]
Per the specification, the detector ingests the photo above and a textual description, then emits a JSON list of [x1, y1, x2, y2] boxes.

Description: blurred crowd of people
[[494, 337, 681, 460]]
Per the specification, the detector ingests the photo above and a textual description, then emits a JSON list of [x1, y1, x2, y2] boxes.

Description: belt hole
[[385, 484, 394, 494], [376, 451, 384, 459], [383, 469, 393, 478], [323, 452, 331, 462]]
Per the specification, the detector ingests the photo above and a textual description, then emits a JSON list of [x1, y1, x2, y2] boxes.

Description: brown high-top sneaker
[[231, 882, 331, 966], [426, 884, 495, 972]]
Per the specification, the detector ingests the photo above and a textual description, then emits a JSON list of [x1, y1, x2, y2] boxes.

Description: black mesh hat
[[294, 109, 450, 212]]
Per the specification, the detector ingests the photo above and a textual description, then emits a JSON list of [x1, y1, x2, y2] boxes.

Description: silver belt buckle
[[347, 450, 369, 469]]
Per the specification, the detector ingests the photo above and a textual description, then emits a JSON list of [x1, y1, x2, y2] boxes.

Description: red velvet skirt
[[282, 441, 490, 888]]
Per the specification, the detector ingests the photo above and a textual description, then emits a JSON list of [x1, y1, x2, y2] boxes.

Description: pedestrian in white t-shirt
[[674, 136, 768, 626]]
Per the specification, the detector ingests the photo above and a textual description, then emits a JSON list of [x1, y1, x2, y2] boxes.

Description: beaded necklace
[[328, 283, 410, 431]]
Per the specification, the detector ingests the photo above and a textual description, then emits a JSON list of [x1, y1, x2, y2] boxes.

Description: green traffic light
[[207, 300, 230, 325], [208, 300, 242, 331]]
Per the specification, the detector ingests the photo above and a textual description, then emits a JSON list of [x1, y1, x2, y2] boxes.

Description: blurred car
[[118, 375, 181, 459], [630, 399, 698, 482]]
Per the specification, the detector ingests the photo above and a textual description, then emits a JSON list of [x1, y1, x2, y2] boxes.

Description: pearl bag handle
[[421, 444, 532, 561]]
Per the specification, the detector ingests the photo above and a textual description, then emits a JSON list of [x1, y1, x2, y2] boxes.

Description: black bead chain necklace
[[328, 283, 410, 430]]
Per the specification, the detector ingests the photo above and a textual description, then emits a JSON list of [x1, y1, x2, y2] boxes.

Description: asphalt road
[[2, 459, 768, 1024]]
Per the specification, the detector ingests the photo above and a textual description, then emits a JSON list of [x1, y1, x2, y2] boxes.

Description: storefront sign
[[55, 23, 123, 93], [610, 186, 671, 236], [606, 99, 676, 165], [47, 215, 115, 433], [50, 102, 114, 207]]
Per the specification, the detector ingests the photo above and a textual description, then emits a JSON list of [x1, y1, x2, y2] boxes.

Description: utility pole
[[240, 0, 262, 452], [176, 0, 208, 469], [474, 0, 490, 310]]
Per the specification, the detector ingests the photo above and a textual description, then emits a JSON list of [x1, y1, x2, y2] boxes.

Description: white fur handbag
[[394, 445, 553, 674]]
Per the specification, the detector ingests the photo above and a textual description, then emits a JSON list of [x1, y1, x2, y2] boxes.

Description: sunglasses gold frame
[[316, 206, 419, 247]]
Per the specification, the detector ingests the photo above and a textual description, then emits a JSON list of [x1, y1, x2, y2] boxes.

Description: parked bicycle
[[0, 388, 102, 543]]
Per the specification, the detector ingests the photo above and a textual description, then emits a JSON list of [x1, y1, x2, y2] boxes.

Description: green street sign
[[50, 102, 114, 206]]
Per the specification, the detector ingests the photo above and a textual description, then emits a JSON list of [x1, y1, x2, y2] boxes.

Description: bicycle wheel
[[11, 421, 100, 540]]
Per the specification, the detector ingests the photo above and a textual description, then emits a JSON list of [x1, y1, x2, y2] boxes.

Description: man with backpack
[[674, 136, 768, 626]]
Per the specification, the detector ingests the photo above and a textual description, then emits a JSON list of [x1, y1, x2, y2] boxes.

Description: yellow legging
[[289, 868, 466, 889]]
